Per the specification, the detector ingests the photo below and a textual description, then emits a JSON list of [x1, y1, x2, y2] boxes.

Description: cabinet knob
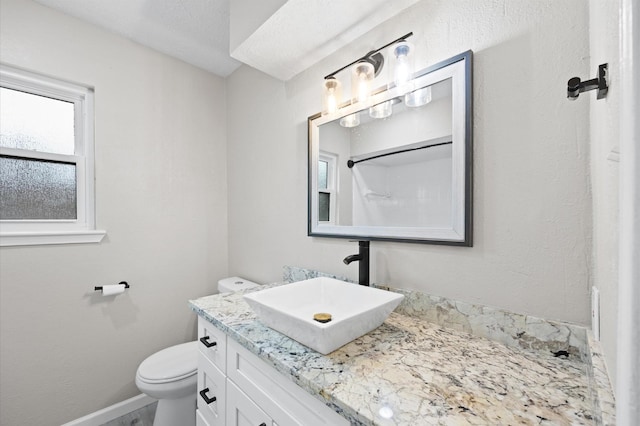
[[199, 388, 217, 405], [199, 336, 217, 348]]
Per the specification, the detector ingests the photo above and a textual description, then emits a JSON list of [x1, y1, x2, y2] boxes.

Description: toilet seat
[[136, 341, 197, 384]]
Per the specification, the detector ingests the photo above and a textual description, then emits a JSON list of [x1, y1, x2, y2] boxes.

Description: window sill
[[0, 230, 106, 247]]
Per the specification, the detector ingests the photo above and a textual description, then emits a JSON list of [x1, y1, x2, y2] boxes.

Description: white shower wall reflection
[[317, 78, 453, 229], [352, 144, 452, 227]]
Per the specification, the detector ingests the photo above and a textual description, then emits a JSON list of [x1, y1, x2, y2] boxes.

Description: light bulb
[[393, 41, 413, 91], [322, 78, 342, 115], [358, 79, 369, 103], [351, 62, 374, 104]]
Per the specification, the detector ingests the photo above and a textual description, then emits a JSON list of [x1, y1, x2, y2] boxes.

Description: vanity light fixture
[[393, 40, 414, 90], [322, 32, 414, 115], [352, 61, 375, 104], [322, 77, 342, 115]]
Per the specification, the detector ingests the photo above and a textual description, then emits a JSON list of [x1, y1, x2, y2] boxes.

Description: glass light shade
[[339, 112, 360, 128], [369, 100, 393, 119], [393, 41, 414, 91], [351, 62, 375, 103], [404, 86, 432, 107], [322, 78, 342, 115]]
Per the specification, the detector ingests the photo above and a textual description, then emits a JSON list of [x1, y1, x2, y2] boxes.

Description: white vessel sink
[[243, 277, 404, 354]]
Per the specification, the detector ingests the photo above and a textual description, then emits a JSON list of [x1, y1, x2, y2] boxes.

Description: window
[[0, 64, 104, 246], [318, 152, 337, 224]]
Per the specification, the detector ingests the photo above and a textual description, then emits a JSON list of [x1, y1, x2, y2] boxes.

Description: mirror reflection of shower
[[319, 78, 453, 229]]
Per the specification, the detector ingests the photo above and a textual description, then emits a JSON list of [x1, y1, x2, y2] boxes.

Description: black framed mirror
[[308, 51, 472, 245]]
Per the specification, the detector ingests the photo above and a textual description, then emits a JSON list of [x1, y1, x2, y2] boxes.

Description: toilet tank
[[218, 276, 260, 293]]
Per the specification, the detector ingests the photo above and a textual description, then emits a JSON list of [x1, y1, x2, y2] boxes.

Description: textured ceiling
[[32, 0, 242, 77], [231, 0, 420, 80], [31, 0, 419, 80]]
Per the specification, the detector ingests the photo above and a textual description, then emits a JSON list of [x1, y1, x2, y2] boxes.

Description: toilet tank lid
[[218, 276, 260, 292]]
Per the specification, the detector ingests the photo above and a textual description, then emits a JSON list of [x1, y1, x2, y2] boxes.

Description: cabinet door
[[227, 380, 273, 426], [197, 352, 226, 426]]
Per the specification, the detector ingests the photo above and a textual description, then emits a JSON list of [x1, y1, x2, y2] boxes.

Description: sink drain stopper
[[313, 313, 332, 323]]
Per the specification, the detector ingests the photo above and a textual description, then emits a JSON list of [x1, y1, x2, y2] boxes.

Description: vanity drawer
[[197, 317, 227, 373], [197, 351, 226, 426], [227, 339, 348, 426]]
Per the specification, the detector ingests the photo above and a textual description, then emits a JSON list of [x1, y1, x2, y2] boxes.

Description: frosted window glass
[[0, 87, 75, 155], [319, 192, 330, 222], [318, 160, 328, 189], [0, 156, 77, 220]]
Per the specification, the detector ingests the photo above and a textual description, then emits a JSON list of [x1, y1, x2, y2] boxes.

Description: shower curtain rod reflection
[[347, 141, 452, 168]]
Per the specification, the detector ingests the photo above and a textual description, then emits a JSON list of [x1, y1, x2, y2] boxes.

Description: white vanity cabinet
[[196, 317, 349, 426]]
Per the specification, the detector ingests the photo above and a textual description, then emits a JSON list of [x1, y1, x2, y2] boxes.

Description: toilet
[[135, 277, 260, 426], [135, 341, 198, 426]]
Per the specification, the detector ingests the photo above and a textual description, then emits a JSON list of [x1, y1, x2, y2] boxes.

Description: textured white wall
[[228, 0, 593, 324], [588, 0, 621, 389], [0, 0, 228, 425]]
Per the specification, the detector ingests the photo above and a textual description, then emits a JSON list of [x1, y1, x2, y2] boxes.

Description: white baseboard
[[61, 394, 156, 426]]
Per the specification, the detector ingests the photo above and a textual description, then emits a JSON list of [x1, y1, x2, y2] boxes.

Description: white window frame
[[318, 151, 338, 224], [0, 64, 105, 246]]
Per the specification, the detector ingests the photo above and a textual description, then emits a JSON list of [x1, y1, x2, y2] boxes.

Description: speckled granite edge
[[284, 266, 588, 360], [586, 331, 617, 425]]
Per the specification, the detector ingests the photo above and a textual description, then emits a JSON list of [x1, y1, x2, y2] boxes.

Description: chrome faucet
[[343, 241, 370, 286]]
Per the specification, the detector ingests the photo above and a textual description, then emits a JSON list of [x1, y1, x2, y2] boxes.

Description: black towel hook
[[567, 63, 608, 100]]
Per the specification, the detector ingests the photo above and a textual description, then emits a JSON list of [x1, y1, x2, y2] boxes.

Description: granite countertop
[[190, 281, 613, 425]]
